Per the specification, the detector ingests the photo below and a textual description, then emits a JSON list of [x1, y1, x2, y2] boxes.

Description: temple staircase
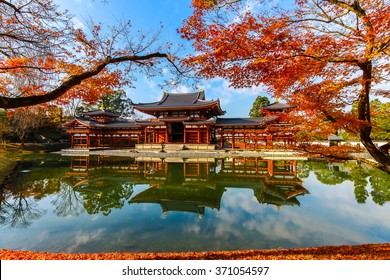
[[135, 143, 217, 152]]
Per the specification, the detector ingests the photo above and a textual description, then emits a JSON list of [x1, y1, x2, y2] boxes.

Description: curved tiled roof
[[132, 90, 225, 116], [215, 116, 279, 127], [64, 118, 139, 129], [82, 110, 120, 118], [261, 102, 296, 111]]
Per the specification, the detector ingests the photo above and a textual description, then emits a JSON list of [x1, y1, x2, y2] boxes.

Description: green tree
[[249, 96, 270, 117], [351, 99, 390, 141], [76, 90, 135, 119], [95, 90, 134, 118], [371, 101, 390, 140]]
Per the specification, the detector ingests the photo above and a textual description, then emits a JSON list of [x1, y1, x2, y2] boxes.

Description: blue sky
[[55, 0, 270, 118]]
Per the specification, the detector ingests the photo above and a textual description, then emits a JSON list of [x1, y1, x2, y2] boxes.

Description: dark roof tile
[[215, 116, 278, 127]]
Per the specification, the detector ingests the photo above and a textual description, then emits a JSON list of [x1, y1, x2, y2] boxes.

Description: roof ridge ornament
[[158, 91, 169, 105]]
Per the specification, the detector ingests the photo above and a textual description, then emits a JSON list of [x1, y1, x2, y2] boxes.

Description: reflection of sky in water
[[0, 157, 390, 253]]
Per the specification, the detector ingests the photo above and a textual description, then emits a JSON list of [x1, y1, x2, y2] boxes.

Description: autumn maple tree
[[180, 0, 390, 171], [0, 0, 181, 109]]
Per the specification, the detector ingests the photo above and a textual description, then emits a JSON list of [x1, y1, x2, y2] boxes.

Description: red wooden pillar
[[197, 127, 201, 144], [86, 133, 90, 148], [267, 160, 274, 177], [293, 160, 297, 176], [266, 134, 273, 148], [129, 134, 132, 148], [244, 131, 247, 149], [232, 129, 235, 149], [71, 134, 74, 148]]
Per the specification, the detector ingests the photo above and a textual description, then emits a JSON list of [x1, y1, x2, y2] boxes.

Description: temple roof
[[215, 116, 279, 127], [129, 184, 224, 213], [261, 102, 296, 111], [64, 118, 139, 129], [132, 90, 225, 116], [82, 109, 120, 118]]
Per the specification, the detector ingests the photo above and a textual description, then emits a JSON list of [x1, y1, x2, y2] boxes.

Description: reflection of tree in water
[[369, 168, 390, 206], [296, 162, 310, 179], [301, 160, 390, 205], [312, 162, 351, 185], [75, 181, 134, 216], [0, 155, 71, 227], [349, 164, 370, 204], [51, 182, 84, 217], [0, 192, 45, 228]]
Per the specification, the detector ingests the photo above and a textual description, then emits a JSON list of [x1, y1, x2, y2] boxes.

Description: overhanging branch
[[0, 52, 169, 108]]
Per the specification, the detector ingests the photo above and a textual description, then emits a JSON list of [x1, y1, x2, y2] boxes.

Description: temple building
[[132, 90, 224, 145], [64, 90, 297, 149]]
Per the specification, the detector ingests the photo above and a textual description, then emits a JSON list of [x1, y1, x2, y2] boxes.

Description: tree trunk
[[358, 62, 390, 173]]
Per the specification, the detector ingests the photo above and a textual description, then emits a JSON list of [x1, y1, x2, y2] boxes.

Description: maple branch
[[0, 32, 42, 45], [216, 0, 241, 9], [295, 53, 360, 64], [0, 52, 170, 109], [371, 36, 390, 58], [289, 1, 364, 39], [0, 65, 55, 72], [166, 56, 185, 76], [325, 0, 372, 28], [0, 0, 21, 13]]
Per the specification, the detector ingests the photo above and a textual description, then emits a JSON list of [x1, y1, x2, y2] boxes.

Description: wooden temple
[[132, 90, 224, 145], [64, 110, 141, 148], [64, 90, 297, 149]]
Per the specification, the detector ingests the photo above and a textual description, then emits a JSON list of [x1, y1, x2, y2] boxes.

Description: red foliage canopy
[[180, 0, 390, 170], [0, 0, 180, 109]]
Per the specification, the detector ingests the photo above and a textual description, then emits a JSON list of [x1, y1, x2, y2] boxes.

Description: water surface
[[1, 154, 389, 253]]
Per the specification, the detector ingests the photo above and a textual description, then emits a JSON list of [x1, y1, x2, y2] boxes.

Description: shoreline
[[56, 148, 311, 160], [1, 243, 390, 260], [2, 145, 388, 260]]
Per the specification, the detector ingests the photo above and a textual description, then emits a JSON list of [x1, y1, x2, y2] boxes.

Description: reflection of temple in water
[[64, 156, 309, 216], [217, 158, 307, 207]]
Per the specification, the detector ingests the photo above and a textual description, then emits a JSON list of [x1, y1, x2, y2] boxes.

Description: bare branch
[[0, 0, 21, 13]]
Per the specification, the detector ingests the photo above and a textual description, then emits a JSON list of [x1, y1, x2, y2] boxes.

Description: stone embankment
[[57, 148, 309, 161]]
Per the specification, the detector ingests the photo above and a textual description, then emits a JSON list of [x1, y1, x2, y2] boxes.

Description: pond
[[0, 153, 390, 254]]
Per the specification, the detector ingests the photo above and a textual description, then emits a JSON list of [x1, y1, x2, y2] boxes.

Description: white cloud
[[72, 17, 85, 29], [171, 85, 190, 93], [202, 78, 269, 107], [66, 228, 106, 252]]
